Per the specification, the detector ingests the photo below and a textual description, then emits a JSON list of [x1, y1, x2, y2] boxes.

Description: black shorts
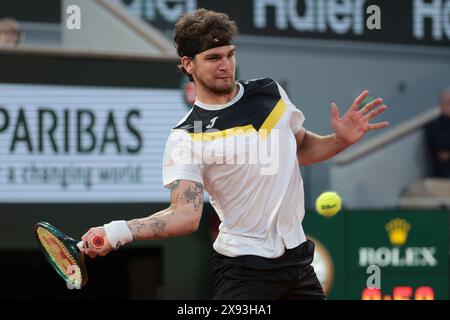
[[212, 239, 326, 300]]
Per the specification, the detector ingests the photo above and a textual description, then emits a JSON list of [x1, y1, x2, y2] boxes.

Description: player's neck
[[196, 82, 239, 106]]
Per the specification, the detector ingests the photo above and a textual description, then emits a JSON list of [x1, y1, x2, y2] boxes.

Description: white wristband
[[103, 220, 133, 250]]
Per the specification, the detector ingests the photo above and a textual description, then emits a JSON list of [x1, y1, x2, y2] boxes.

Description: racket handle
[[76, 237, 104, 251], [92, 236, 105, 249]]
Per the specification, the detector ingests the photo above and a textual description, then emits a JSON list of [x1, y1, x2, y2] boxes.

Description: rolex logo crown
[[385, 218, 411, 246]]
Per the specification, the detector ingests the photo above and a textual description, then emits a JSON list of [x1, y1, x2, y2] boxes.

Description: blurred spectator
[[425, 88, 450, 178], [0, 18, 22, 47]]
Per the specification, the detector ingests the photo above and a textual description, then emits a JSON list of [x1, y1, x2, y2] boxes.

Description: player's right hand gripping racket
[[34, 221, 105, 289]]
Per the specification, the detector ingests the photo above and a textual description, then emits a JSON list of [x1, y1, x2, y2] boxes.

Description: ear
[[181, 56, 194, 77]]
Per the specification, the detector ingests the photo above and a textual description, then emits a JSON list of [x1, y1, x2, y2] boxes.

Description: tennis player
[[81, 9, 389, 299]]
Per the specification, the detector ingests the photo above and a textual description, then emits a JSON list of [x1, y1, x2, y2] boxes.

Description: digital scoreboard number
[[362, 286, 435, 300]]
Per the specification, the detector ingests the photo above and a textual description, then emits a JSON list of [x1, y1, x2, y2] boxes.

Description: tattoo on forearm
[[128, 220, 147, 240], [150, 217, 166, 239], [129, 215, 167, 240]]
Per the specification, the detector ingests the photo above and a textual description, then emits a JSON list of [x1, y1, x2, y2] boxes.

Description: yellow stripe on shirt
[[259, 99, 287, 141], [188, 125, 256, 141]]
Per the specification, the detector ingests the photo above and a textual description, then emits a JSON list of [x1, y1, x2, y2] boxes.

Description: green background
[[303, 209, 449, 300]]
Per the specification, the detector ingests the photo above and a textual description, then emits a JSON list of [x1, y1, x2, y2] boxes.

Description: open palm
[[331, 90, 389, 146]]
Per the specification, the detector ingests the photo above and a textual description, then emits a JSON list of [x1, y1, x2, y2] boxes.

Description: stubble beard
[[197, 76, 236, 95]]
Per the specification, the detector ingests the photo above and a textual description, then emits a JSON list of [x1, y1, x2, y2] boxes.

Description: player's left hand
[[331, 90, 389, 147], [80, 227, 113, 258]]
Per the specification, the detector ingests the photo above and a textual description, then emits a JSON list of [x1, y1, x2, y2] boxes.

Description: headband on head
[[180, 37, 233, 58]]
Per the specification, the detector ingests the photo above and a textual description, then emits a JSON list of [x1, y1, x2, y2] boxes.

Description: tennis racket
[[34, 221, 105, 288]]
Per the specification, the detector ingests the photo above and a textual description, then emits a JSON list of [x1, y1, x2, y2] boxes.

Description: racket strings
[[36, 227, 83, 285]]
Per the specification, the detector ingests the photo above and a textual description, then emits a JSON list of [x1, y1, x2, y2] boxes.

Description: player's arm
[[127, 179, 203, 240], [295, 128, 347, 166], [81, 179, 203, 258], [295, 90, 388, 166]]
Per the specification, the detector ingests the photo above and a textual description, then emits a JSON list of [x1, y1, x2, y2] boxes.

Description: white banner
[[0, 83, 188, 202]]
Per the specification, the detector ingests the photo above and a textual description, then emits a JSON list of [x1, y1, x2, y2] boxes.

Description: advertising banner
[[0, 83, 188, 202], [303, 210, 449, 300]]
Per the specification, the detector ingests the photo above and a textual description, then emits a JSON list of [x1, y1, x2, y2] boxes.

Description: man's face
[[440, 91, 450, 118], [186, 45, 236, 94]]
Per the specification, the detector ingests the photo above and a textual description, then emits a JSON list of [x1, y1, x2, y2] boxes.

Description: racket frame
[[34, 221, 88, 288]]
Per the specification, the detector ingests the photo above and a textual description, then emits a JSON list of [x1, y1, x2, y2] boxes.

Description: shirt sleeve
[[162, 129, 203, 188], [276, 82, 306, 134]]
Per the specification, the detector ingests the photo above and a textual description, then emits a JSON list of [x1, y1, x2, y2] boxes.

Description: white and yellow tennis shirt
[[163, 78, 306, 258]]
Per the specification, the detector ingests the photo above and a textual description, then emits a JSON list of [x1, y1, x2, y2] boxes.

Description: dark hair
[[173, 9, 238, 81]]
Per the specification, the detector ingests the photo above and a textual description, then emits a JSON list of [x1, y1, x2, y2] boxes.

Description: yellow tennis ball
[[315, 191, 342, 217]]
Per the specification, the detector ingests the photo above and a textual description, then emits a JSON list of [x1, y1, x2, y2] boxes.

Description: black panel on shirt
[[173, 78, 282, 133]]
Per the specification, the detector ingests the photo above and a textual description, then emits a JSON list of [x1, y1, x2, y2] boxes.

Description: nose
[[218, 57, 232, 72]]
